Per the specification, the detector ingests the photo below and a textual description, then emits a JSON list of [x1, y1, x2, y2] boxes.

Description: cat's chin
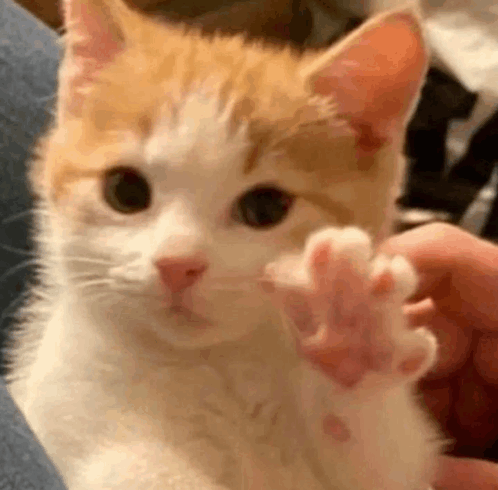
[[154, 325, 248, 350], [147, 307, 254, 350], [169, 305, 212, 330]]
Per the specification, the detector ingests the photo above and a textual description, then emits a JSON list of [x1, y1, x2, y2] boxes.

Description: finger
[[380, 223, 498, 333], [379, 223, 472, 259], [404, 298, 436, 328], [379, 224, 464, 305], [453, 366, 498, 449], [420, 382, 453, 428], [422, 311, 472, 381], [475, 334, 498, 386], [434, 456, 498, 490], [379, 223, 471, 284]]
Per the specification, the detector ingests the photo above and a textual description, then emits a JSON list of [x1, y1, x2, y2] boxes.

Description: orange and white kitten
[[7, 1, 442, 489]]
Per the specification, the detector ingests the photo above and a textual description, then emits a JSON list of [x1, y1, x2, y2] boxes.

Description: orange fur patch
[[34, 2, 406, 239]]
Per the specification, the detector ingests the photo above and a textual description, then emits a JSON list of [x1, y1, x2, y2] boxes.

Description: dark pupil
[[236, 187, 293, 228], [103, 166, 151, 214]]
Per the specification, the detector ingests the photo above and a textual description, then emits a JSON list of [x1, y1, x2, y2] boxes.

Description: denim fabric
[[0, 378, 66, 490], [0, 0, 60, 371], [0, 3, 65, 488]]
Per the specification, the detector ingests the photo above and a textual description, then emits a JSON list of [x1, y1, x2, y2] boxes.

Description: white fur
[[8, 98, 441, 490]]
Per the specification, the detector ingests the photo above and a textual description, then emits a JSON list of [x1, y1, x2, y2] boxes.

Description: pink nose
[[155, 256, 207, 293]]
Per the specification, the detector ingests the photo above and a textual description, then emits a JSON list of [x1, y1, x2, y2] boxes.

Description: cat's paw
[[367, 252, 438, 382], [261, 227, 437, 388]]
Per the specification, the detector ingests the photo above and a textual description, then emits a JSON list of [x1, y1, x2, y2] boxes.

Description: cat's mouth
[[168, 305, 212, 329]]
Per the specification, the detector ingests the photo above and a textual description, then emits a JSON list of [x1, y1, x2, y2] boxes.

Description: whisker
[[124, 291, 161, 300], [75, 279, 114, 291], [0, 290, 31, 326], [0, 244, 35, 257], [66, 256, 116, 266], [67, 272, 102, 282], [209, 277, 261, 292], [0, 259, 39, 284], [83, 291, 117, 305], [83, 288, 153, 307], [210, 284, 256, 292], [0, 288, 37, 337], [2, 210, 33, 225]]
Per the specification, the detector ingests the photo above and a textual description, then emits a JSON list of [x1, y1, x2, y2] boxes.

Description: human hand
[[381, 223, 498, 489]]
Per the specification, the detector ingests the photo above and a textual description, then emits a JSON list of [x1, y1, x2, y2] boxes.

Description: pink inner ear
[[64, 0, 123, 62], [312, 13, 427, 157], [60, 0, 125, 118]]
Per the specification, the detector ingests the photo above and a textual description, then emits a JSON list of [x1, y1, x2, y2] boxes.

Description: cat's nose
[[155, 256, 207, 293]]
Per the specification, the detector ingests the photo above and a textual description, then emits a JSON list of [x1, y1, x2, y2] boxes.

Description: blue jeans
[[0, 1, 65, 488], [0, 0, 59, 369]]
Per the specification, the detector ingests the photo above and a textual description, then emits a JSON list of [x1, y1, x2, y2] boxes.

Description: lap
[[0, 377, 67, 489], [0, 0, 60, 373]]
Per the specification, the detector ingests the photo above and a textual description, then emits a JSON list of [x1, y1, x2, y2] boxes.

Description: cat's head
[[34, 0, 428, 349]]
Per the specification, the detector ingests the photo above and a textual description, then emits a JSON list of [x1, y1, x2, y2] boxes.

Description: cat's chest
[[151, 355, 323, 489], [158, 355, 297, 445]]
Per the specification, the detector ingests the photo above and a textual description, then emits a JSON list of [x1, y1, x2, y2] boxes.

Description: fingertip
[[475, 334, 498, 385], [404, 298, 435, 328], [378, 223, 469, 271], [435, 456, 498, 490]]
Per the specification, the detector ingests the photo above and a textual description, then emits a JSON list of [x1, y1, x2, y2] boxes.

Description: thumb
[[380, 223, 498, 332], [379, 223, 468, 304], [379, 223, 474, 284], [434, 456, 498, 490]]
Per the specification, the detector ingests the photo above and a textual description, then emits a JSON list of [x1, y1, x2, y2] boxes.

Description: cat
[[6, 0, 443, 488]]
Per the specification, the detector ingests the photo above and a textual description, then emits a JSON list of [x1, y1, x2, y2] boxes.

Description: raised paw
[[261, 227, 438, 388], [369, 253, 438, 380]]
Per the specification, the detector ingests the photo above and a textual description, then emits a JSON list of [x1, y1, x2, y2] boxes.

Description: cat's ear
[[300, 9, 428, 158], [58, 0, 136, 122]]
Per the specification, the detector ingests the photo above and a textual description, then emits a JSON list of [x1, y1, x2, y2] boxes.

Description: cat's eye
[[234, 186, 294, 229], [103, 166, 151, 214]]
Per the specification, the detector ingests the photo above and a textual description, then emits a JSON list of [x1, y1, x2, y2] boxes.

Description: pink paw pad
[[371, 270, 395, 297], [262, 227, 437, 388], [322, 413, 351, 442], [301, 238, 396, 386]]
